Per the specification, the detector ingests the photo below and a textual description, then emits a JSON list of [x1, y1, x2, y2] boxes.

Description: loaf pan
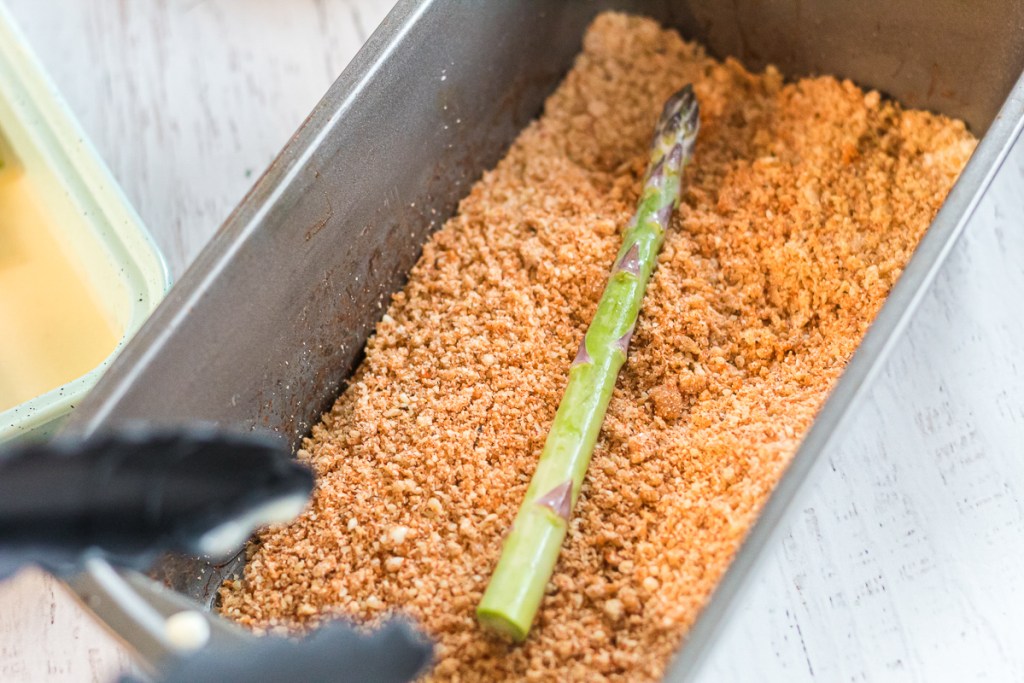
[[61, 0, 1024, 679]]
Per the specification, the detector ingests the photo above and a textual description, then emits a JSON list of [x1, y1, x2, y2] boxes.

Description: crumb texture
[[219, 13, 975, 681]]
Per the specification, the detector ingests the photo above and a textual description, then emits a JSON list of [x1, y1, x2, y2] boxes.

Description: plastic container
[[0, 5, 170, 443]]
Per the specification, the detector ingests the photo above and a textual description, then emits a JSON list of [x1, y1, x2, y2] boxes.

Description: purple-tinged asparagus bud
[[534, 481, 572, 523], [616, 243, 641, 276], [679, 86, 699, 131], [658, 110, 682, 138], [571, 338, 592, 367], [645, 156, 666, 184], [614, 325, 635, 356], [682, 133, 697, 156], [667, 144, 683, 169], [654, 84, 696, 141], [655, 203, 675, 229]]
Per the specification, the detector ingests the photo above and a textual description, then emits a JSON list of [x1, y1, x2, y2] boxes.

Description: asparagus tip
[[658, 84, 698, 134]]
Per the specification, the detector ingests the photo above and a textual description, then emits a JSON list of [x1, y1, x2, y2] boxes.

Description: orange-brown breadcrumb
[[219, 13, 975, 681]]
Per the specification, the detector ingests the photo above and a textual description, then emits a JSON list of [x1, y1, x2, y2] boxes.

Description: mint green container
[[0, 5, 170, 443]]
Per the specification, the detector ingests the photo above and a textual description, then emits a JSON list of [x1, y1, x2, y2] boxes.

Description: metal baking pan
[[62, 0, 1024, 679]]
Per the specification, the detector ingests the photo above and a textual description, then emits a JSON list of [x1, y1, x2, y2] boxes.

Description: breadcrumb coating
[[220, 12, 975, 681]]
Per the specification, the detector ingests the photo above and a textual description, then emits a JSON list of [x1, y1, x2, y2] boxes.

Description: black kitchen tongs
[[0, 426, 431, 683]]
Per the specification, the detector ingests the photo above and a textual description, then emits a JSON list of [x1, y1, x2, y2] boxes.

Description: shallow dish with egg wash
[[0, 4, 169, 443]]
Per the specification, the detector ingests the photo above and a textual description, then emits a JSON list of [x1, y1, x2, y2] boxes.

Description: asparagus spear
[[476, 85, 700, 642]]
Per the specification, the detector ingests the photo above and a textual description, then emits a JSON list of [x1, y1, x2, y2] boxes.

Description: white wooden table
[[1, 2, 1022, 681]]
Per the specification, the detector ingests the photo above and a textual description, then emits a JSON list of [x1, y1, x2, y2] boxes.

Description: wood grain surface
[[1, 2, 1021, 681]]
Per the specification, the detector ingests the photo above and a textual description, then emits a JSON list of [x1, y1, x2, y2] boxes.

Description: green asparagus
[[477, 85, 701, 641]]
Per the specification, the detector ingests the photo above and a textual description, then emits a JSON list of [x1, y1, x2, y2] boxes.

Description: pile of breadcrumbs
[[220, 12, 975, 681]]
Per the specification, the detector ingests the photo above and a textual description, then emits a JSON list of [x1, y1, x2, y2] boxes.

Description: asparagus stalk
[[477, 85, 700, 641]]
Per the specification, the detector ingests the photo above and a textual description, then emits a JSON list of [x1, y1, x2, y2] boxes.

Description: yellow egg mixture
[[0, 163, 118, 411]]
